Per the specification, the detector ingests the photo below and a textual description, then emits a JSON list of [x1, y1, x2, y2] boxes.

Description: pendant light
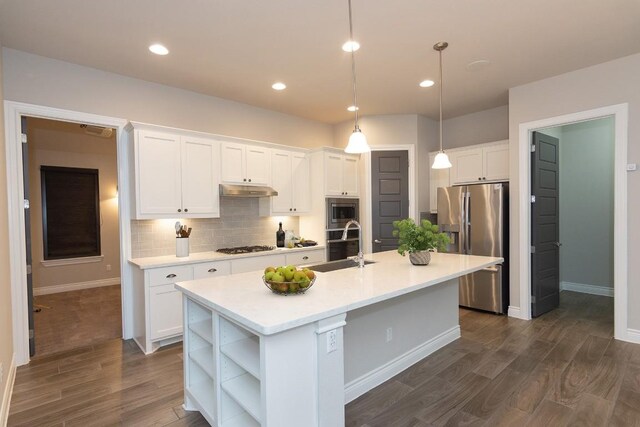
[[431, 41, 452, 169], [343, 0, 370, 154]]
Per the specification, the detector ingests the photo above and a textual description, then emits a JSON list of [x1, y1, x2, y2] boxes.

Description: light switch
[[626, 163, 637, 171]]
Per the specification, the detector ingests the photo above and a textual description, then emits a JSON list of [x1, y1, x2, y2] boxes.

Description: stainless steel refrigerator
[[437, 183, 509, 314]]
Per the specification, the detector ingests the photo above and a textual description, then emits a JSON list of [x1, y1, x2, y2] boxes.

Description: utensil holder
[[176, 237, 189, 258]]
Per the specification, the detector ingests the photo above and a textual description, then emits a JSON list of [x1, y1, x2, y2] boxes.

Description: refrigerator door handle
[[459, 190, 466, 255], [464, 191, 471, 254]]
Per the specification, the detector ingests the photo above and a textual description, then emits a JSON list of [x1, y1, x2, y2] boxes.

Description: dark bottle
[[276, 222, 285, 248]]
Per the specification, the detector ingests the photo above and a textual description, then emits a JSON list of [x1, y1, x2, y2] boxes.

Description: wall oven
[[326, 198, 360, 261], [326, 198, 359, 229]]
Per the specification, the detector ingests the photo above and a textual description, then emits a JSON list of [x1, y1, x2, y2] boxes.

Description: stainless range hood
[[219, 184, 278, 197]]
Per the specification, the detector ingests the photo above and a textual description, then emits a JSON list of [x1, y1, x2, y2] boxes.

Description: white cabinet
[[131, 127, 220, 219], [221, 141, 271, 185], [428, 152, 451, 213], [149, 284, 183, 340], [284, 248, 324, 266], [450, 142, 509, 185], [261, 150, 311, 215], [324, 152, 359, 197]]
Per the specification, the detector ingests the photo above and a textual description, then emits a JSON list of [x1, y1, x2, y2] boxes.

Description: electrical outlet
[[386, 327, 393, 342], [106, 264, 112, 271], [327, 330, 337, 353]]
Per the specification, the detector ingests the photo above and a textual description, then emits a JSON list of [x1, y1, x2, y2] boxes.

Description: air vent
[[80, 124, 114, 138]]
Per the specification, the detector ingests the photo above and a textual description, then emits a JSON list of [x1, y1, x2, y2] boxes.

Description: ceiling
[[1, 0, 639, 124]]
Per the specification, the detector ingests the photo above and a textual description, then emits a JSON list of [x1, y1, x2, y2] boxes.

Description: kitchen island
[[175, 250, 502, 427]]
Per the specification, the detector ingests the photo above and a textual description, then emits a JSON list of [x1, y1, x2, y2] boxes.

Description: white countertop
[[174, 251, 503, 336], [129, 245, 326, 269]]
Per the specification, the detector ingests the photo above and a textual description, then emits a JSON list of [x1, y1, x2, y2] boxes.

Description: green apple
[[293, 271, 307, 282], [284, 268, 295, 281], [299, 277, 311, 288], [277, 282, 289, 293], [304, 270, 315, 281], [271, 272, 285, 283], [264, 266, 276, 274], [265, 271, 275, 281], [276, 267, 287, 277], [288, 282, 300, 293]]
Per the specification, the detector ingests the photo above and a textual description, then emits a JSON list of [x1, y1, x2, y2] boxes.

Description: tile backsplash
[[130, 197, 299, 258]]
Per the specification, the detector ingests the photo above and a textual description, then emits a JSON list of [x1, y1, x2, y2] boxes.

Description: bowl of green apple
[[263, 265, 316, 295]]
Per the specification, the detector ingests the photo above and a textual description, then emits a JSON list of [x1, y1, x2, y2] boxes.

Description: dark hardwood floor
[[9, 291, 640, 426], [33, 285, 122, 357]]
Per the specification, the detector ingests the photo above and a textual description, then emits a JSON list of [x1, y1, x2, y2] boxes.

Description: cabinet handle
[[166, 273, 177, 279], [178, 209, 182, 212], [290, 208, 293, 211], [303, 256, 309, 260], [208, 268, 217, 273], [374, 239, 382, 244], [482, 177, 487, 180], [294, 208, 297, 211], [243, 178, 247, 182], [184, 208, 189, 212], [248, 178, 252, 182]]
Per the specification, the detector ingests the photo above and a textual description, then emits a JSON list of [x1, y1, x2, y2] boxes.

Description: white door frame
[[513, 103, 629, 342], [362, 145, 417, 254], [4, 101, 133, 365]]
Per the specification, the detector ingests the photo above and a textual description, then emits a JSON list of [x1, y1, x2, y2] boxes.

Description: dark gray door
[[22, 117, 35, 356], [531, 131, 560, 317], [371, 150, 409, 253]]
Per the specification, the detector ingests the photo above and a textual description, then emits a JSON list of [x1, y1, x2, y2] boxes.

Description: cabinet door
[[136, 131, 182, 217], [220, 142, 246, 184], [292, 153, 311, 213], [270, 150, 293, 213], [429, 153, 451, 213], [149, 284, 183, 340], [192, 260, 231, 280], [482, 144, 509, 181], [245, 146, 271, 185], [285, 249, 324, 266], [342, 156, 359, 196], [450, 148, 483, 185], [324, 153, 344, 196], [181, 137, 220, 216], [231, 254, 286, 274]]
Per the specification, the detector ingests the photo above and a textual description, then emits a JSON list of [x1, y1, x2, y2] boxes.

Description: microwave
[[326, 198, 359, 229]]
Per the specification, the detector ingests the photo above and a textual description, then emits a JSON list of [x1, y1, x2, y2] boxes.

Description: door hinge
[[29, 329, 34, 339], [530, 143, 536, 153], [24, 199, 30, 209], [21, 133, 27, 144], [26, 264, 32, 275], [531, 195, 536, 203], [531, 296, 536, 303], [530, 246, 536, 253]]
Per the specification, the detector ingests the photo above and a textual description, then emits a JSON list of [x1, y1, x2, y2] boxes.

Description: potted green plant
[[392, 218, 449, 265]]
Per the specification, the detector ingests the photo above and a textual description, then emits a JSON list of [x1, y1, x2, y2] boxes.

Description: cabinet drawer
[[285, 250, 324, 266], [149, 283, 183, 340], [231, 254, 286, 274], [193, 261, 231, 280], [148, 265, 194, 286]]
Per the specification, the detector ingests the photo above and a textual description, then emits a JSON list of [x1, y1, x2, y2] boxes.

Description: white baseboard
[[508, 306, 527, 319], [33, 277, 121, 295], [1, 353, 16, 426], [560, 281, 614, 297], [624, 328, 640, 344], [344, 325, 461, 403]]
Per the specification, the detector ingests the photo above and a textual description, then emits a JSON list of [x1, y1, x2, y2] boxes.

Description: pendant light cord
[[348, 0, 360, 129], [438, 47, 443, 152]]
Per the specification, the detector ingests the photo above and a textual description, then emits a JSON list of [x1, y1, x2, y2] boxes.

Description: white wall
[[0, 40, 15, 422], [2, 48, 334, 148], [509, 53, 640, 328], [559, 119, 614, 289], [27, 118, 120, 291]]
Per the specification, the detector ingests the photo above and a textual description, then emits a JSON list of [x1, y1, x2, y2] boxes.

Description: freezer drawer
[[459, 264, 506, 314]]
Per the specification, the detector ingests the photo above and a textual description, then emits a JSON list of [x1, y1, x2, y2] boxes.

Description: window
[[41, 166, 101, 260]]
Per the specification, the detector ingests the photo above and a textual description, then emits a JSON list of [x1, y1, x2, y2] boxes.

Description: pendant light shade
[[432, 41, 451, 169], [345, 126, 369, 153], [343, 0, 370, 154]]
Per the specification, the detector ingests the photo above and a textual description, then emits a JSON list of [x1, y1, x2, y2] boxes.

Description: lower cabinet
[[131, 248, 325, 354]]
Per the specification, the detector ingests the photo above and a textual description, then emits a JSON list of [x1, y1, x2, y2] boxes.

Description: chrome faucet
[[341, 220, 365, 268]]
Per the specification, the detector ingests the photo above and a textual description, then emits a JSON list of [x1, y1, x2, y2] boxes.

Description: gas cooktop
[[216, 245, 276, 255]]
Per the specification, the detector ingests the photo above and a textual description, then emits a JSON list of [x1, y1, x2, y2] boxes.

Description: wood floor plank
[[608, 388, 640, 427], [567, 393, 613, 427], [462, 368, 528, 420], [394, 348, 466, 388], [525, 399, 574, 427], [584, 355, 626, 401], [483, 404, 530, 427], [345, 380, 414, 427]]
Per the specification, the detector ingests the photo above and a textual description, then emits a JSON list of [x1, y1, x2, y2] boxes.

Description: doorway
[[515, 103, 628, 342], [25, 117, 122, 357], [531, 117, 615, 321]]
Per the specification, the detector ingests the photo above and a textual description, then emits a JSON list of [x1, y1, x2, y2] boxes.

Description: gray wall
[[442, 105, 508, 149], [509, 53, 640, 329], [2, 48, 334, 148], [0, 40, 15, 416]]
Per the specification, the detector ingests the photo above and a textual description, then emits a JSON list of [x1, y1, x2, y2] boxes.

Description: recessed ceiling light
[[272, 82, 287, 91], [466, 60, 491, 71], [419, 80, 435, 88], [342, 40, 360, 52], [347, 106, 359, 112], [148, 44, 169, 55]]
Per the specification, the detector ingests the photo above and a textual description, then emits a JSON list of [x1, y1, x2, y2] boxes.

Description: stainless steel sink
[[307, 259, 375, 273]]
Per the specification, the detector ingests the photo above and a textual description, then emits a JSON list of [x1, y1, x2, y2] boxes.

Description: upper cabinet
[[450, 141, 509, 185], [221, 141, 271, 186], [261, 149, 311, 215], [324, 152, 359, 197], [130, 126, 220, 219]]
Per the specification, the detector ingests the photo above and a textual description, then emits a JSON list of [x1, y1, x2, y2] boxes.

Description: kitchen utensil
[[187, 227, 192, 237], [175, 221, 181, 237]]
